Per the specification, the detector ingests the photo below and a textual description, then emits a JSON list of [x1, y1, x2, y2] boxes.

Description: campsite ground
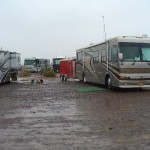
[[0, 74, 150, 150]]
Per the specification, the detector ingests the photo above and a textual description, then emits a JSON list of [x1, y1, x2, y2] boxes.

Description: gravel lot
[[0, 75, 150, 150]]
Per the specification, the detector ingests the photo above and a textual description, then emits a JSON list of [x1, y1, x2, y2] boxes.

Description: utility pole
[[102, 16, 106, 41]]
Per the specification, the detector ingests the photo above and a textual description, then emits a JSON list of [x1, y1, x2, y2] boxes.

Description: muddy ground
[[0, 74, 150, 150]]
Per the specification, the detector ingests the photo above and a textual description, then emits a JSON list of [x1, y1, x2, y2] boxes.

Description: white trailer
[[75, 36, 150, 88], [0, 50, 21, 84]]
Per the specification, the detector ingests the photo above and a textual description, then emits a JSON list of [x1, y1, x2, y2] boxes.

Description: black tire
[[62, 75, 64, 81], [11, 73, 17, 81]]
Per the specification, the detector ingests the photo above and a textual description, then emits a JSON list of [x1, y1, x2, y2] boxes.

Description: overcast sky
[[0, 0, 150, 63]]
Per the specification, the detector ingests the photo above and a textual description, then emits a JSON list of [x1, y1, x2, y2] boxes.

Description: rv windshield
[[119, 42, 150, 62], [24, 60, 35, 65], [53, 59, 60, 65]]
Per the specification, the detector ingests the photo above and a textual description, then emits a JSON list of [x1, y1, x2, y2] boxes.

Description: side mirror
[[119, 53, 123, 61]]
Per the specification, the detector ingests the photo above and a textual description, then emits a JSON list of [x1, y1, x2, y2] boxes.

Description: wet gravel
[[0, 76, 150, 150]]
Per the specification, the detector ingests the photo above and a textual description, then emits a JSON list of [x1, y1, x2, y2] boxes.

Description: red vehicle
[[59, 57, 76, 81]]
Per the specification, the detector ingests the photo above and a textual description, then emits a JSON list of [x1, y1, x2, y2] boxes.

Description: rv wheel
[[11, 73, 17, 81], [82, 74, 86, 83], [64, 76, 67, 81], [62, 75, 64, 81], [106, 76, 111, 88]]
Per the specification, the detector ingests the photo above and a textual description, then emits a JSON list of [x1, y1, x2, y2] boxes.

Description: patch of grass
[[77, 86, 111, 92], [18, 67, 30, 77], [42, 69, 56, 77]]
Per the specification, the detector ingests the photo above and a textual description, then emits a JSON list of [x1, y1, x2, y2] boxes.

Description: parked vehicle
[[75, 36, 150, 88], [52, 57, 65, 72], [24, 57, 50, 72], [0, 50, 21, 84], [59, 57, 76, 81]]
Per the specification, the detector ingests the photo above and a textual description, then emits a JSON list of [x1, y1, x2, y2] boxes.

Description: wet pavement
[[0, 76, 150, 150]]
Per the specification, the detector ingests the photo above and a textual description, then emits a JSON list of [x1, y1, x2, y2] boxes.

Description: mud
[[0, 75, 150, 150]]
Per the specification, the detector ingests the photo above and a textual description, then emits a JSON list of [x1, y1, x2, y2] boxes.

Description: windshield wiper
[[132, 59, 137, 65], [132, 48, 141, 65], [132, 54, 140, 65]]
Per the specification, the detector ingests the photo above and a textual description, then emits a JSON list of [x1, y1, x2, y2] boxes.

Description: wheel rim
[[107, 77, 111, 88], [64, 76, 67, 81]]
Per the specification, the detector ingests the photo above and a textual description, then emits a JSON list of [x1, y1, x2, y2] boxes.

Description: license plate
[[138, 82, 144, 86]]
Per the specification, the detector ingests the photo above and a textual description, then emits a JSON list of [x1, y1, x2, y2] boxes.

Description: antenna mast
[[102, 16, 106, 41]]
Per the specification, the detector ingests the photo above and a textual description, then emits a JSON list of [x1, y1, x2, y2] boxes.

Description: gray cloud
[[0, 0, 150, 64]]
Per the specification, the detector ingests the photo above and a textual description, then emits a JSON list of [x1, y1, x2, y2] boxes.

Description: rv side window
[[111, 46, 118, 62], [35, 59, 40, 67], [93, 51, 99, 63], [77, 52, 82, 61], [101, 50, 106, 62], [77, 52, 83, 61], [108, 48, 112, 62]]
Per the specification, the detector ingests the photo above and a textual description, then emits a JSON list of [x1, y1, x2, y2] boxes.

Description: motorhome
[[75, 36, 150, 88], [52, 57, 66, 72], [0, 50, 21, 84], [24, 57, 50, 72]]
